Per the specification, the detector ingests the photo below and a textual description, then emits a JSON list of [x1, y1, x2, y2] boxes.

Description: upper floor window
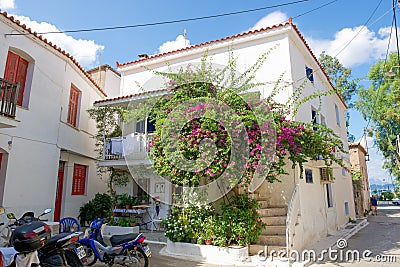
[[67, 84, 81, 127], [320, 114, 326, 126], [4, 51, 29, 106], [135, 118, 155, 134], [305, 66, 314, 83], [311, 108, 318, 131], [335, 104, 341, 126]]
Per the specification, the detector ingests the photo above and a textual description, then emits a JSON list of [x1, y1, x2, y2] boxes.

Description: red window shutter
[[0, 153, 3, 169], [67, 85, 80, 127], [4, 51, 29, 106], [4, 51, 19, 82], [72, 164, 86, 195], [15, 57, 28, 106]]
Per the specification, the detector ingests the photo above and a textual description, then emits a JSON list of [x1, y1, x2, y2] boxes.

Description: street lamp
[[385, 66, 400, 77]]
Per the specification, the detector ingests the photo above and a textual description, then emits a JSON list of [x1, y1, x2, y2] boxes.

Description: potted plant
[[118, 217, 132, 227], [202, 217, 215, 245], [140, 193, 149, 205], [118, 193, 131, 209], [129, 217, 137, 227]]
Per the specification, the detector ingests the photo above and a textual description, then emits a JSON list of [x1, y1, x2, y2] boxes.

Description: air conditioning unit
[[320, 167, 333, 183]]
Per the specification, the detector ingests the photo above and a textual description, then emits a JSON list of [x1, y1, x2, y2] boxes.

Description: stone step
[[262, 225, 286, 235], [258, 234, 286, 246], [262, 216, 286, 226], [249, 244, 286, 256], [257, 207, 287, 217], [257, 200, 270, 209]]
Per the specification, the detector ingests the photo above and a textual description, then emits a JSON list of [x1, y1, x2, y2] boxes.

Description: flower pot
[[125, 204, 130, 210], [204, 239, 213, 245]]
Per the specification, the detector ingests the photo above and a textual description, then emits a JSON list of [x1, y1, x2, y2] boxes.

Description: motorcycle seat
[[43, 232, 71, 249], [109, 233, 140, 246]]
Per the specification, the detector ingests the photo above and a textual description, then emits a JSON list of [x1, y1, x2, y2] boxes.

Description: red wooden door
[[54, 161, 65, 221]]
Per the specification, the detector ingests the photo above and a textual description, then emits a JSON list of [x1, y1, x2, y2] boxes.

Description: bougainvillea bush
[[124, 51, 348, 246]]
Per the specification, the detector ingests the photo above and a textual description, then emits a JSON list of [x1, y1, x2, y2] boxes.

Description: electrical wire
[[5, 0, 310, 36]]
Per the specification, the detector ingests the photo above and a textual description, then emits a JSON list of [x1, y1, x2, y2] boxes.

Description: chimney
[[138, 54, 149, 59]]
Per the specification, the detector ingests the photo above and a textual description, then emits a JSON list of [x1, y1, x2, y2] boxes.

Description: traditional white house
[[94, 18, 355, 253], [0, 12, 113, 220]]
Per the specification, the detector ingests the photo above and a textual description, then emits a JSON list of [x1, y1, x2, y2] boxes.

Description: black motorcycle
[[6, 209, 85, 267]]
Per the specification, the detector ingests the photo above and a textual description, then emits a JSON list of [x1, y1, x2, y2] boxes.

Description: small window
[[345, 202, 349, 216], [342, 168, 347, 176], [312, 108, 318, 131], [136, 118, 156, 134], [335, 104, 341, 126], [305, 169, 313, 183], [72, 164, 87, 195], [4, 51, 29, 106], [326, 183, 333, 208], [67, 85, 81, 127], [305, 66, 314, 83], [320, 115, 326, 126]]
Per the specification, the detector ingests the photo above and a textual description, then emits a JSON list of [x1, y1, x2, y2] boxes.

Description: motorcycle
[[78, 218, 150, 267], [0, 208, 85, 267]]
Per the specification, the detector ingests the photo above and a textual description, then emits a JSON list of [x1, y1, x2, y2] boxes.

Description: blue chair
[[59, 217, 80, 233]]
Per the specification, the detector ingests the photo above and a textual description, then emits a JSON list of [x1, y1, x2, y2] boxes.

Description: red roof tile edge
[[93, 88, 170, 105], [0, 11, 107, 97]]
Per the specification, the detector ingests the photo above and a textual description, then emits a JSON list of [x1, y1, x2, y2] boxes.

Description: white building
[[0, 12, 112, 220], [95, 19, 355, 252]]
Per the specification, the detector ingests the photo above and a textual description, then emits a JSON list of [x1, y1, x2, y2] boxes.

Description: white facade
[[97, 20, 355, 250], [0, 13, 109, 219]]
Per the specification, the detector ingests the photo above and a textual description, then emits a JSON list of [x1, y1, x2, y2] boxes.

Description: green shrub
[[78, 193, 112, 226]]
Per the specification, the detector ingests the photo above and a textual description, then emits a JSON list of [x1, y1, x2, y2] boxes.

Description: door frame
[[54, 161, 65, 221]]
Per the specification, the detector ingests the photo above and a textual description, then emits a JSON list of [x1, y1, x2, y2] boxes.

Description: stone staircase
[[249, 197, 288, 256]]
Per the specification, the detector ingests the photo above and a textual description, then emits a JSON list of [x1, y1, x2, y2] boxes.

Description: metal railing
[[286, 184, 300, 255], [0, 78, 19, 119]]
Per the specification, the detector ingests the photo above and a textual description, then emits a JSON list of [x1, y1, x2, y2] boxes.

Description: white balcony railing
[[103, 133, 153, 161]]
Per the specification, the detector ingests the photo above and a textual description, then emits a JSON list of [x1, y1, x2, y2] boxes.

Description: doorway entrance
[[54, 161, 65, 221]]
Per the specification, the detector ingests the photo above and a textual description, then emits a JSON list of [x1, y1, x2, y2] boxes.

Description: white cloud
[[306, 25, 398, 68], [158, 34, 190, 54], [358, 136, 390, 185], [249, 11, 288, 31], [0, 0, 15, 9], [13, 15, 104, 68]]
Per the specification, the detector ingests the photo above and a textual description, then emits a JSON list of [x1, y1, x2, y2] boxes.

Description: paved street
[[92, 243, 223, 267], [313, 204, 400, 267], [92, 204, 400, 266]]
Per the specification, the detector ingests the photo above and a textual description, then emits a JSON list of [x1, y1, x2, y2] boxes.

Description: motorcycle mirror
[[43, 208, 52, 214], [7, 213, 15, 219], [0, 207, 4, 215], [38, 208, 52, 218]]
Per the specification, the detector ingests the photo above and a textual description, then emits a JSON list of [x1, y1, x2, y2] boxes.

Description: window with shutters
[[72, 164, 87, 195], [67, 85, 81, 127], [4, 51, 29, 106]]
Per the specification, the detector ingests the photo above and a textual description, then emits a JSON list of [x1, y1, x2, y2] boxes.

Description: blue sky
[[0, 0, 396, 185]]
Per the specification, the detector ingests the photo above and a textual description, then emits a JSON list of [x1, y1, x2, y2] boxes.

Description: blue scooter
[[78, 218, 150, 267]]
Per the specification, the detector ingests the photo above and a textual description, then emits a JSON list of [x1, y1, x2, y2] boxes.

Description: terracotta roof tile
[[93, 88, 170, 105], [0, 11, 107, 97]]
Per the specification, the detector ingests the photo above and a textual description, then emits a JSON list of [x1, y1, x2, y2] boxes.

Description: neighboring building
[[87, 64, 121, 98], [0, 12, 113, 220], [349, 142, 371, 217], [94, 18, 355, 252]]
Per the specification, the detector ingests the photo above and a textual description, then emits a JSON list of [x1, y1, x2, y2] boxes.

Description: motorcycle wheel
[[65, 250, 83, 267], [129, 248, 148, 267], [82, 246, 97, 266]]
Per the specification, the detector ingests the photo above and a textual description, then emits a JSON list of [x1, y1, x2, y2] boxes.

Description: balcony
[[100, 133, 153, 167], [0, 78, 19, 128]]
